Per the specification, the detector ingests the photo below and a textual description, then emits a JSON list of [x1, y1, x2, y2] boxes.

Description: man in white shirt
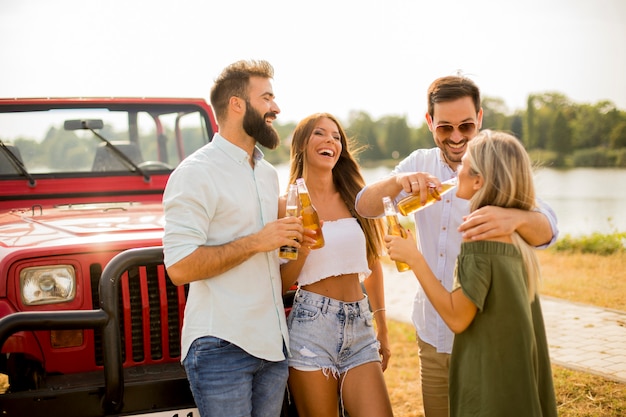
[[163, 60, 306, 417], [355, 75, 558, 417]]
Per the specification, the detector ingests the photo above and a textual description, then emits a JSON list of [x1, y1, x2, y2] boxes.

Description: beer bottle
[[397, 177, 457, 216], [279, 184, 299, 260], [382, 196, 411, 272], [295, 178, 325, 249]]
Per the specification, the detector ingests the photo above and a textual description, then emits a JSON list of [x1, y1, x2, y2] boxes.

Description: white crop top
[[297, 217, 371, 286]]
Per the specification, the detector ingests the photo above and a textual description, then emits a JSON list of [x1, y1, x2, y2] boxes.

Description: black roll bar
[[0, 246, 166, 414]]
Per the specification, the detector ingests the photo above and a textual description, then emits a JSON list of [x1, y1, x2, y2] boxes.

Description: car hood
[[0, 202, 164, 248]]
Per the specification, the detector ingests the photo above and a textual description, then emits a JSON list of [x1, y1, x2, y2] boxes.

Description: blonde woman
[[386, 130, 558, 417], [280, 113, 393, 417]]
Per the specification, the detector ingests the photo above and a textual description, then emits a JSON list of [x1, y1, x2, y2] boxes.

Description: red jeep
[[0, 98, 296, 416]]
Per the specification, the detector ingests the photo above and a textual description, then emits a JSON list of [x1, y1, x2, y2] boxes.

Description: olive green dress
[[449, 241, 557, 417]]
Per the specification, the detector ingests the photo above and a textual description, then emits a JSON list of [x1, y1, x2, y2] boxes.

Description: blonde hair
[[465, 130, 541, 300], [288, 113, 385, 264]]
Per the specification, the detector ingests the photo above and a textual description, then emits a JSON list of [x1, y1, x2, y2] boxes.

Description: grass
[[383, 249, 626, 416], [538, 250, 626, 310]]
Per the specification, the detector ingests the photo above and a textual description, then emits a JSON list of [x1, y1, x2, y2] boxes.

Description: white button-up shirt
[[163, 133, 288, 362]]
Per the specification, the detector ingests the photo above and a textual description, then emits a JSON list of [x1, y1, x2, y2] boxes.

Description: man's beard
[[436, 137, 467, 165], [243, 101, 280, 149]]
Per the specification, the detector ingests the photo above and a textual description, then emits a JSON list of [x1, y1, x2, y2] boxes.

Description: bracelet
[[372, 308, 386, 316]]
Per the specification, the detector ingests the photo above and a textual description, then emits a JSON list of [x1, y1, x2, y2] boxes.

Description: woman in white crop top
[[279, 113, 393, 417]]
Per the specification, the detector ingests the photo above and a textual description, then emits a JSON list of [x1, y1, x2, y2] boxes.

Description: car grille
[[90, 262, 188, 366]]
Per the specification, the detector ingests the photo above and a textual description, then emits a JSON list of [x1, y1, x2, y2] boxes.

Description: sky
[[1, 0, 625, 127]]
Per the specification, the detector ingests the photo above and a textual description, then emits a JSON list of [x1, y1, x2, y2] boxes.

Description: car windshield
[[0, 103, 212, 177]]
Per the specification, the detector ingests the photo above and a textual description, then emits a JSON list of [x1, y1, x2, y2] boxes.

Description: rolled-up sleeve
[[535, 197, 559, 249], [162, 162, 216, 268]]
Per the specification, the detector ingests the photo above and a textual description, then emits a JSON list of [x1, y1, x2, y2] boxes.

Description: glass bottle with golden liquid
[[295, 178, 325, 249], [382, 196, 411, 272], [397, 177, 457, 216], [279, 184, 299, 260]]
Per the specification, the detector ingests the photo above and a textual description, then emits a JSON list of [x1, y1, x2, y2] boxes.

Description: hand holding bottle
[[382, 196, 410, 272], [397, 177, 457, 216], [279, 184, 300, 260], [296, 178, 325, 249], [384, 227, 421, 272]]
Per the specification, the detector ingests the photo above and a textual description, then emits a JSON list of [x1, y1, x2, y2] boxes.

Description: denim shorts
[[287, 289, 381, 377]]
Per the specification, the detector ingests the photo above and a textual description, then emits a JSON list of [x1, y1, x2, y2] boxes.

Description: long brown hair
[[287, 113, 385, 263]]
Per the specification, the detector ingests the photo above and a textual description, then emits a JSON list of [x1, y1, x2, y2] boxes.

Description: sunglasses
[[435, 121, 477, 137]]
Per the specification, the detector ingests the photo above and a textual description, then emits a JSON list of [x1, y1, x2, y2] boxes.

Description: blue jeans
[[183, 336, 288, 417]]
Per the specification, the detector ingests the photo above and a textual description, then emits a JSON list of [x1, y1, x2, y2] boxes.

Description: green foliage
[[527, 148, 560, 168], [482, 97, 511, 131], [259, 121, 295, 165], [524, 94, 536, 148], [614, 148, 626, 168], [570, 101, 616, 149], [510, 113, 524, 139], [609, 120, 626, 149], [572, 147, 617, 167], [266, 91, 626, 168], [548, 111, 572, 166], [413, 123, 433, 150], [552, 231, 626, 255], [347, 111, 384, 161], [379, 115, 413, 160], [40, 127, 95, 171]]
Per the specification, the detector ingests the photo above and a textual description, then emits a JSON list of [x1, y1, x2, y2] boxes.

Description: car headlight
[[20, 265, 76, 305]]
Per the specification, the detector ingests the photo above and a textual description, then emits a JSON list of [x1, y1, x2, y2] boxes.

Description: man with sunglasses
[[355, 75, 558, 417]]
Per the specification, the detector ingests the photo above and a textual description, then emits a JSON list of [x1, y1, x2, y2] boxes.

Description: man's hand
[[459, 205, 553, 247], [396, 172, 442, 206], [255, 216, 305, 252], [168, 217, 306, 286], [458, 206, 518, 241], [356, 171, 440, 217], [458, 206, 553, 247]]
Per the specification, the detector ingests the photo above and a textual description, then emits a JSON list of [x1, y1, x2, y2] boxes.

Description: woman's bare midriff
[[300, 273, 364, 302]]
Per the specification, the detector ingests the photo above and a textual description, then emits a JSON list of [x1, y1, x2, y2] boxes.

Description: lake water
[[276, 165, 626, 237], [533, 168, 626, 237]]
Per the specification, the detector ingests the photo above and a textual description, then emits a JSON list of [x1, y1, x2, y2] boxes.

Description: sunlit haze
[[1, 0, 625, 127]]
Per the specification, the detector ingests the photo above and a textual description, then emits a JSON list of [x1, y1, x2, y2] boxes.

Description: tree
[[346, 111, 383, 161], [261, 121, 295, 164], [481, 96, 511, 131], [414, 123, 433, 150], [510, 113, 524, 139], [524, 95, 536, 148], [570, 101, 617, 149], [39, 126, 91, 170], [378, 115, 413, 160], [548, 111, 573, 166], [609, 120, 626, 149], [530, 92, 574, 150]]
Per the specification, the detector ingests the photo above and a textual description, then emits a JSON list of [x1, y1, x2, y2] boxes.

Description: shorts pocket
[[292, 302, 321, 322]]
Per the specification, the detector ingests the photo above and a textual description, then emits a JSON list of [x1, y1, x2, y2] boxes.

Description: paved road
[[382, 263, 626, 383]]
